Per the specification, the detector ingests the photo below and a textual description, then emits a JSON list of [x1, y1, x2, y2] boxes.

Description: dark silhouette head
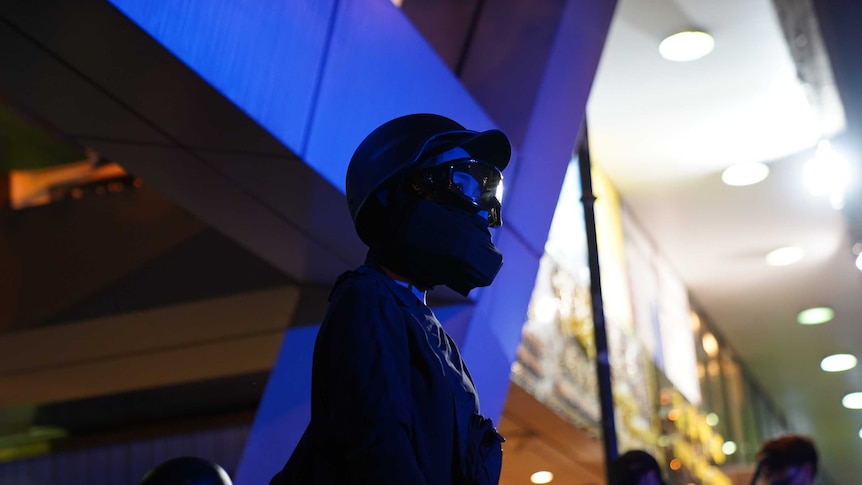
[[610, 450, 666, 485], [346, 113, 510, 246], [138, 456, 233, 485], [345, 113, 512, 295], [755, 434, 818, 484]]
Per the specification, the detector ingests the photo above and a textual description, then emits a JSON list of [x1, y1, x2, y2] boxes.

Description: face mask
[[395, 199, 503, 296]]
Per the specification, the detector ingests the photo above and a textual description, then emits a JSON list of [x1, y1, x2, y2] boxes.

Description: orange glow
[[669, 458, 682, 470], [689, 311, 701, 332], [707, 360, 721, 377], [668, 409, 681, 421], [660, 390, 672, 405], [10, 160, 128, 209], [701, 332, 719, 357]]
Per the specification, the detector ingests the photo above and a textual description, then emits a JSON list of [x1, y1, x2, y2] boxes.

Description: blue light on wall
[[108, 0, 499, 193]]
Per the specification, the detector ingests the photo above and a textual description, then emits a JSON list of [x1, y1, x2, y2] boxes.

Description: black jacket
[[270, 265, 498, 485]]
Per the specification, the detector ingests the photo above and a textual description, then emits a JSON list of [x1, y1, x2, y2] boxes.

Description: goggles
[[411, 158, 504, 227]]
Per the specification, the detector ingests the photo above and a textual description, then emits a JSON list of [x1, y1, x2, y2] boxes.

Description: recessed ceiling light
[[859, 427, 862, 440], [797, 306, 835, 325], [765, 246, 804, 266], [842, 392, 862, 409], [531, 471, 554, 484], [856, 252, 862, 271], [721, 162, 770, 186], [821, 354, 857, 372], [659, 31, 715, 62]]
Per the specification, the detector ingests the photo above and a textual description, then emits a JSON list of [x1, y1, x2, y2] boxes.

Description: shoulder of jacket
[[329, 267, 391, 299]]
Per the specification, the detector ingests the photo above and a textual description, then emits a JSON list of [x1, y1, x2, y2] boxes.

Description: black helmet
[[346, 113, 511, 245]]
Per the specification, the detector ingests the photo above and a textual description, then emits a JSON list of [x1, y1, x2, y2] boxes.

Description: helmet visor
[[414, 159, 504, 227]]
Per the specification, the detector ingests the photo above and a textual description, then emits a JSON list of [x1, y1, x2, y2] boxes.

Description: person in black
[[270, 113, 512, 484]]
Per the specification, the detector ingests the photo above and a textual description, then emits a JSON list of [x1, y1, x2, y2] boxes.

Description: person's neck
[[379, 265, 427, 304]]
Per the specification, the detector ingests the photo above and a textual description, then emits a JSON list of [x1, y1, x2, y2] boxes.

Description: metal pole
[[577, 121, 619, 479]]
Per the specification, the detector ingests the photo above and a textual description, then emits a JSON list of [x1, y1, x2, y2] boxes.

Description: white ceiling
[[589, 0, 824, 189], [587, 0, 862, 482]]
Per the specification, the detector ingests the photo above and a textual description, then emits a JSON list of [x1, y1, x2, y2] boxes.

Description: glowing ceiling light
[[705, 413, 720, 426], [797, 306, 834, 325], [859, 428, 862, 440], [856, 252, 862, 272], [820, 354, 857, 372], [722, 441, 738, 455], [530, 471, 554, 484], [721, 162, 770, 186], [659, 31, 715, 62], [701, 332, 719, 357], [765, 246, 804, 266], [842, 392, 862, 409], [803, 139, 851, 210], [689, 311, 702, 332]]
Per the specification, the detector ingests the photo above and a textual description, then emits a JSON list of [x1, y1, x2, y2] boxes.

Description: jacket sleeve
[[313, 276, 431, 485]]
